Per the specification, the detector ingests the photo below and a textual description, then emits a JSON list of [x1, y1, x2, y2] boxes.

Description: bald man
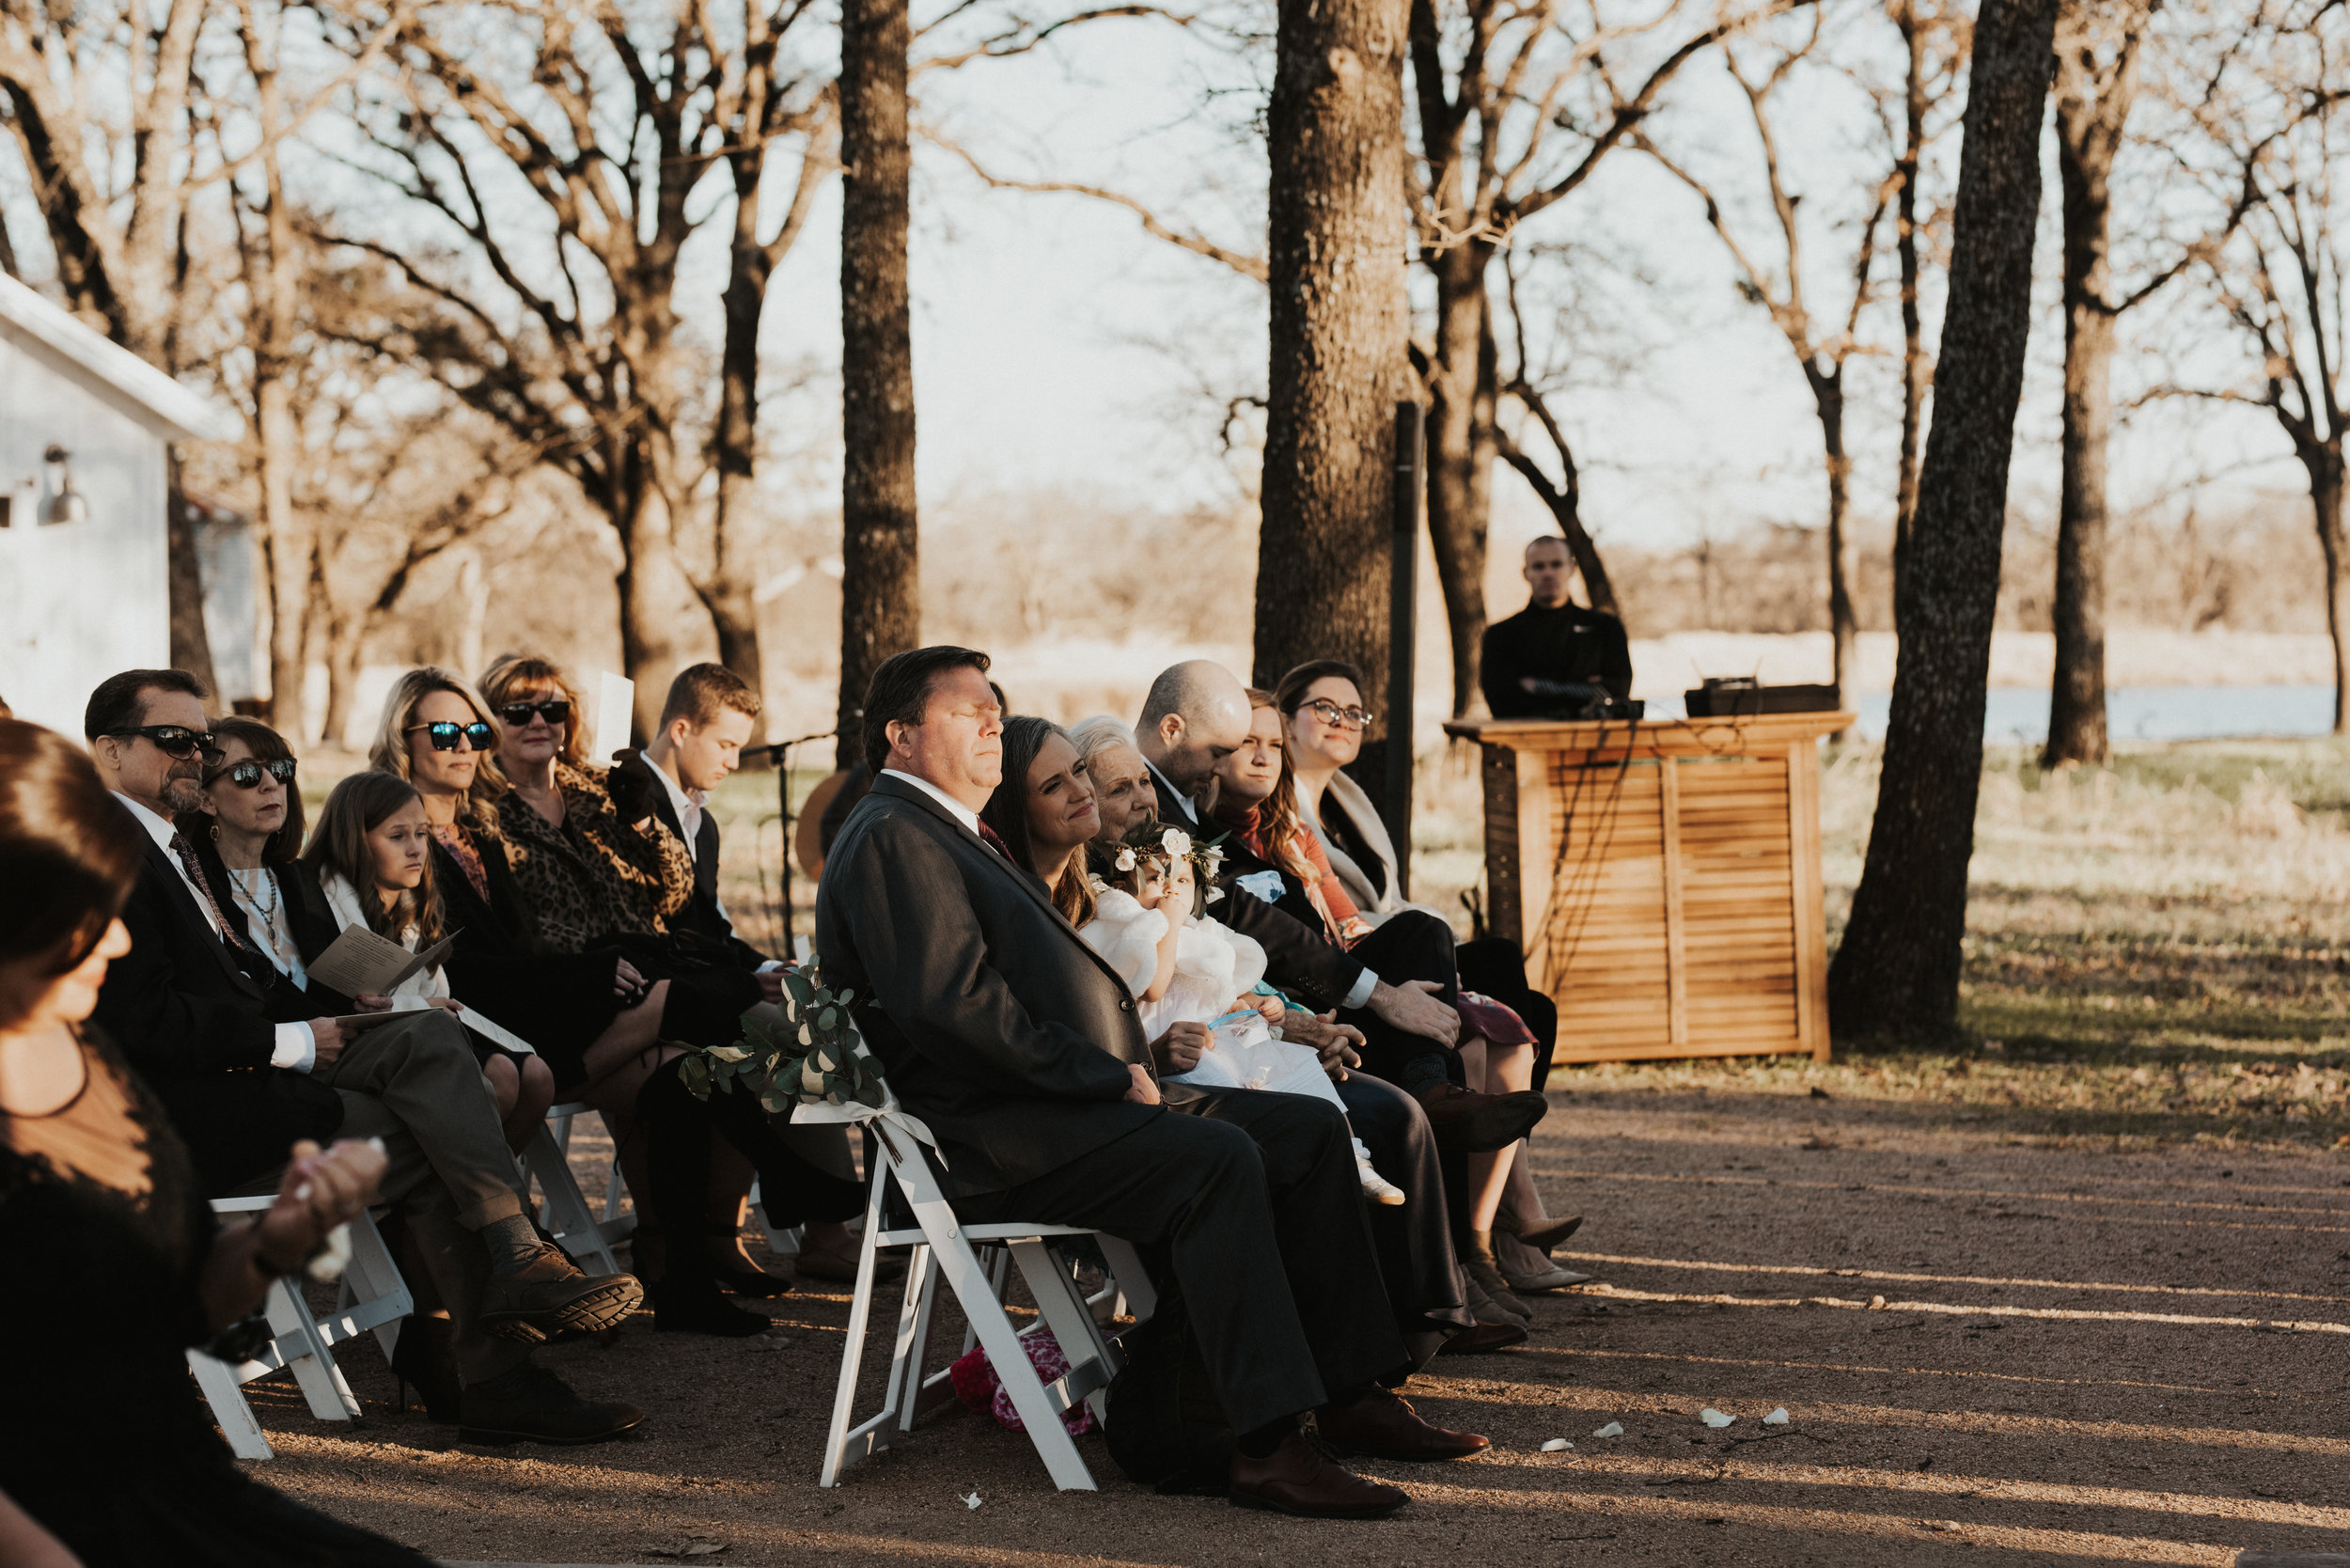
[[1479, 537, 1633, 720], [1135, 661, 1547, 1154]]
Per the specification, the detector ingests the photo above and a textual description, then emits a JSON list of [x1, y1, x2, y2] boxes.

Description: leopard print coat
[[495, 761, 694, 953]]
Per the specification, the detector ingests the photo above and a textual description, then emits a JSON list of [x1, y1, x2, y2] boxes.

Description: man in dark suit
[[819, 647, 1491, 1517], [1479, 535, 1634, 719], [1134, 661, 1548, 1154], [84, 669, 643, 1444]]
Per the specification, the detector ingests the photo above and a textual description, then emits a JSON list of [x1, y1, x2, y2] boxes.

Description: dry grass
[[1387, 737, 2350, 1155]]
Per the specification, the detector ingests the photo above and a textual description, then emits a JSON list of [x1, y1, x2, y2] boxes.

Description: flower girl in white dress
[[1078, 820, 1404, 1205]]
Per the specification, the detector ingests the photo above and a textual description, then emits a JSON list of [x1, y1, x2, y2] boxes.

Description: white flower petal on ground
[[1700, 1407, 1736, 1428], [962, 1492, 982, 1510], [1763, 1407, 1790, 1425], [1541, 1438, 1574, 1451], [1591, 1421, 1625, 1438]]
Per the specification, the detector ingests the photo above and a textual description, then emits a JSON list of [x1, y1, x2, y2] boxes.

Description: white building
[[0, 272, 243, 736]]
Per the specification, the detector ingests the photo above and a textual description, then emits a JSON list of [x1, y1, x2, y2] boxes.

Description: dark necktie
[[977, 821, 1016, 864], [169, 830, 257, 956]]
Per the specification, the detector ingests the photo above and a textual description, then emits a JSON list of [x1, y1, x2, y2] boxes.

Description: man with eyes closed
[[820, 647, 1491, 1519]]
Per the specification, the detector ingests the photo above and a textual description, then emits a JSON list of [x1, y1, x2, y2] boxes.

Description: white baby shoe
[[1354, 1139, 1406, 1206]]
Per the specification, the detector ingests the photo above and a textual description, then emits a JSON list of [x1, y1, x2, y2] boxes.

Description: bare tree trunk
[[1827, 0, 2059, 1043], [2308, 452, 2350, 735], [1261, 0, 1413, 776], [838, 0, 919, 769], [1423, 243, 1496, 717], [1891, 0, 1928, 623], [1812, 368, 1860, 709], [164, 454, 219, 693], [707, 221, 775, 691], [1496, 380, 1622, 617], [609, 434, 698, 739], [256, 377, 312, 740], [2043, 0, 2143, 766]]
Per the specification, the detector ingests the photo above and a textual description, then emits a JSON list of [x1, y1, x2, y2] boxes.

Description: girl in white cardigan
[[1077, 821, 1403, 1205]]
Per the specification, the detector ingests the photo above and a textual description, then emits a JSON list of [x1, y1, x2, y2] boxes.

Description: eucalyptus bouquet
[[676, 962, 885, 1115]]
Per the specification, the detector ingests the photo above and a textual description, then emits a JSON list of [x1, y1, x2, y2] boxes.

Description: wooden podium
[[1444, 712, 1854, 1066]]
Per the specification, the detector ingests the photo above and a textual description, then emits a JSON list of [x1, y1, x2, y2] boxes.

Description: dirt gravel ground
[[248, 1078, 2350, 1567]]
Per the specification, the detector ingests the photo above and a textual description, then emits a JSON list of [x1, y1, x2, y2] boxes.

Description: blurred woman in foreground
[[0, 716, 424, 1567]]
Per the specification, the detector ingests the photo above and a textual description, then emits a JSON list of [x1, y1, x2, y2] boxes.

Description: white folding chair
[[527, 1102, 630, 1276], [186, 1198, 414, 1461], [820, 1113, 1154, 1492]]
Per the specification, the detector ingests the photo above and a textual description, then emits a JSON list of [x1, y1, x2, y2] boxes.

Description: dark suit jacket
[[1479, 600, 1634, 716], [615, 751, 772, 971], [91, 823, 343, 1193], [815, 774, 1166, 1198], [186, 839, 358, 1020], [1147, 770, 1367, 1012]]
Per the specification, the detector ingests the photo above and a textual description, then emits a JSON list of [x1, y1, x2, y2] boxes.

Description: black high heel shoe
[[391, 1313, 462, 1421]]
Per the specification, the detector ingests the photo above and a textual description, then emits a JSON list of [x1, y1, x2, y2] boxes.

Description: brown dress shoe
[[1317, 1388, 1491, 1461], [1434, 1321, 1528, 1356], [478, 1244, 644, 1343], [1228, 1432, 1410, 1517], [1415, 1083, 1548, 1153]]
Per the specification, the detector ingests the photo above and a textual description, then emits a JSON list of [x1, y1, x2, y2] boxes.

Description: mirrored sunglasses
[[409, 720, 494, 752], [209, 757, 299, 790]]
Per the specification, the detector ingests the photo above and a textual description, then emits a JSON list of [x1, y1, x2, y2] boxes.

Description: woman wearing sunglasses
[[368, 670, 668, 1121], [475, 654, 848, 1334], [190, 719, 322, 990]]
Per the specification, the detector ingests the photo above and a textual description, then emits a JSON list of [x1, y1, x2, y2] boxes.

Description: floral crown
[[1104, 816, 1227, 904]]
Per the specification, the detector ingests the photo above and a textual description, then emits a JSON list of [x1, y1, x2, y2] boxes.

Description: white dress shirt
[[648, 755, 707, 864], [879, 768, 985, 836], [1133, 760, 1376, 1011], [646, 754, 780, 968], [114, 792, 316, 1072]]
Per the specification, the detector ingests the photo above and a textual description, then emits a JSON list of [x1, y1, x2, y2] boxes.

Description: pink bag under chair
[[948, 1327, 1098, 1436]]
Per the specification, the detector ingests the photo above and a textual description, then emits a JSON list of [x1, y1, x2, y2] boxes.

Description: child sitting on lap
[[1079, 817, 1403, 1206]]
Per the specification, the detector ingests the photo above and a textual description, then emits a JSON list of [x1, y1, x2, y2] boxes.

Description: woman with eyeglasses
[[1275, 661, 1586, 1303], [1211, 687, 1575, 1331]]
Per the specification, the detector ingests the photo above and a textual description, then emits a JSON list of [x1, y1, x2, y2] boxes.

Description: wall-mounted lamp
[[41, 446, 87, 526]]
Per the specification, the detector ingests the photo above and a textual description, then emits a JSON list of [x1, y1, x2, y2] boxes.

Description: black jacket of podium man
[[1479, 600, 1634, 718]]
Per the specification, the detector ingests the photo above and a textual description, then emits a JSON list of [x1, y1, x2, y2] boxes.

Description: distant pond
[[1843, 684, 2342, 744]]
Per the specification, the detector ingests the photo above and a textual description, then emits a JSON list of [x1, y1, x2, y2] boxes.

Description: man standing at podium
[[1479, 536, 1633, 719]]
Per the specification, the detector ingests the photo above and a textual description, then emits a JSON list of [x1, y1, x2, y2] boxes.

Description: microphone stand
[[757, 729, 840, 956]]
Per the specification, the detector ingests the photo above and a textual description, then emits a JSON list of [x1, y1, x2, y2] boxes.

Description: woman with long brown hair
[[0, 716, 422, 1567], [1212, 688, 1552, 1329]]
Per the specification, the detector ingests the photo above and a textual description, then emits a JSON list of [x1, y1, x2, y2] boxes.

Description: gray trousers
[[230, 1008, 531, 1383]]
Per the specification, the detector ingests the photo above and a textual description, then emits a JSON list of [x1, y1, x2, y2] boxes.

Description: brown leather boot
[[478, 1244, 643, 1343], [1316, 1387, 1492, 1461], [1228, 1431, 1410, 1516], [1415, 1083, 1548, 1153]]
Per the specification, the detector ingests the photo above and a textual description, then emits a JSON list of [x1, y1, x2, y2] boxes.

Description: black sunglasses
[[408, 720, 494, 752], [207, 757, 299, 790], [107, 725, 223, 763], [498, 698, 572, 728]]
